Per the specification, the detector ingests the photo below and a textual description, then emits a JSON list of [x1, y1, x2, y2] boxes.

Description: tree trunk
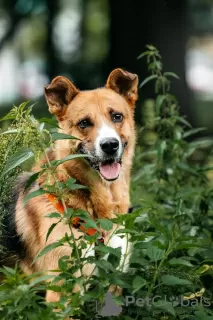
[[46, 0, 58, 80], [108, 0, 192, 123]]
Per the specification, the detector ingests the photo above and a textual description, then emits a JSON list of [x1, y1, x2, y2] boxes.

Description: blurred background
[[0, 0, 212, 133]]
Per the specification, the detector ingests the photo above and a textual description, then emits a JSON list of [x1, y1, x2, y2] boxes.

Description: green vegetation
[[0, 102, 49, 257], [0, 46, 213, 319]]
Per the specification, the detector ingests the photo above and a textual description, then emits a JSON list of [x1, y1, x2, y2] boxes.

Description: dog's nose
[[100, 138, 119, 155]]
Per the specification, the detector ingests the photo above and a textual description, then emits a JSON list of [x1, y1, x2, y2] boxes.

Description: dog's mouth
[[78, 143, 123, 181], [87, 158, 121, 181], [98, 159, 121, 181]]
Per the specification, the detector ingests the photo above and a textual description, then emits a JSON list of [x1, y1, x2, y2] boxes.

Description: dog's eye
[[78, 119, 92, 129], [111, 113, 123, 123]]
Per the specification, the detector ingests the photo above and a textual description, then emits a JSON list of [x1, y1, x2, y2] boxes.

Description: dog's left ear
[[106, 68, 138, 108]]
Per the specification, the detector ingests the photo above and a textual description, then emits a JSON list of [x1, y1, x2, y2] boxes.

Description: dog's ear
[[44, 76, 79, 116], [106, 68, 138, 108]]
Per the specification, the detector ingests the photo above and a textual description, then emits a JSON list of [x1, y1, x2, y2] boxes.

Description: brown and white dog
[[4, 68, 138, 302]]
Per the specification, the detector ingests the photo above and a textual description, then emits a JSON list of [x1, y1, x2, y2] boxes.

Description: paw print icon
[[100, 292, 122, 316]]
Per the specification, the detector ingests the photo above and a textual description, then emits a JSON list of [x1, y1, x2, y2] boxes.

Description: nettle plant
[[0, 103, 41, 255], [0, 46, 213, 320], [130, 46, 213, 319]]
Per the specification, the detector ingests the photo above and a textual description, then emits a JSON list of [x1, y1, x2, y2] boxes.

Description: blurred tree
[[108, 0, 193, 123], [189, 0, 213, 34], [0, 0, 21, 50], [46, 0, 57, 80], [0, 0, 198, 126]]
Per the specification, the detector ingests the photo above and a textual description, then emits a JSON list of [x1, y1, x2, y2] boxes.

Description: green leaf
[[154, 300, 176, 316], [51, 132, 80, 141], [175, 242, 200, 250], [183, 127, 206, 138], [155, 94, 166, 115], [132, 276, 146, 293], [24, 189, 49, 204], [0, 101, 31, 121], [24, 271, 47, 281], [35, 242, 62, 261], [46, 284, 62, 292], [45, 212, 62, 219], [71, 209, 90, 219], [70, 184, 89, 190], [66, 178, 89, 190], [164, 72, 179, 79], [176, 116, 192, 128], [198, 165, 213, 172], [1, 129, 18, 135], [175, 187, 202, 199], [107, 253, 120, 268], [139, 75, 158, 88], [66, 177, 76, 184], [95, 259, 114, 272], [137, 51, 150, 59], [109, 276, 131, 288], [52, 154, 92, 166], [38, 117, 60, 128], [24, 171, 43, 191], [19, 100, 31, 112], [63, 207, 75, 219], [95, 245, 121, 257], [161, 275, 192, 286], [146, 44, 157, 51], [115, 228, 138, 235], [189, 139, 213, 149], [29, 275, 54, 287], [146, 246, 165, 262], [98, 219, 113, 231], [83, 219, 98, 230], [177, 163, 199, 176], [2, 147, 34, 176], [196, 264, 213, 274], [46, 223, 58, 242], [0, 111, 17, 121], [0, 266, 17, 277], [0, 293, 14, 302], [168, 258, 193, 267]]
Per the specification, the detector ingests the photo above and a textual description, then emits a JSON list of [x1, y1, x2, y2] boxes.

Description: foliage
[[130, 45, 213, 319], [0, 45, 213, 319], [0, 266, 57, 320], [0, 102, 50, 257]]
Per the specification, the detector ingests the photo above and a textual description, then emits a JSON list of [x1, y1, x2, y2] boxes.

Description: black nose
[[100, 138, 119, 155]]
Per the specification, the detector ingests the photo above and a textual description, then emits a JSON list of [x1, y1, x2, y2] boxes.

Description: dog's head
[[44, 68, 138, 182]]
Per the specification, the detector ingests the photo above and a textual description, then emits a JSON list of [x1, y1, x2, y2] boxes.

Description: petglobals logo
[[94, 294, 211, 318], [124, 295, 211, 308]]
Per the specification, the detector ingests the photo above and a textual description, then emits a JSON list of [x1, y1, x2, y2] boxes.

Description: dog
[[4, 68, 138, 303]]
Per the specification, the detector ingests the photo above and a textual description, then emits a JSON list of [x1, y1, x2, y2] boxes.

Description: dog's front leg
[[107, 231, 131, 272], [105, 230, 132, 296]]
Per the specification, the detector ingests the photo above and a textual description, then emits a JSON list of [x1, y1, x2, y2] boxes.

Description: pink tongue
[[99, 162, 121, 180]]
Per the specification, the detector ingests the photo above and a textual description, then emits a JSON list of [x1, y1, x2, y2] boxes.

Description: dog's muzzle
[[78, 140, 127, 182]]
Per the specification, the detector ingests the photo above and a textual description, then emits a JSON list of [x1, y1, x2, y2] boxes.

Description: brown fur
[[14, 68, 138, 302]]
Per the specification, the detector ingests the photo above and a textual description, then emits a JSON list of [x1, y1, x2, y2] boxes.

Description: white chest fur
[[84, 231, 131, 273], [107, 233, 131, 272]]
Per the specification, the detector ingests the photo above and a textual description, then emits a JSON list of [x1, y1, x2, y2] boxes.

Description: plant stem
[[42, 137, 86, 293], [148, 239, 174, 294]]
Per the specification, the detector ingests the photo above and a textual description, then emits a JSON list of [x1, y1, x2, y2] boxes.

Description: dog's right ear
[[106, 68, 138, 109], [44, 76, 79, 116]]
